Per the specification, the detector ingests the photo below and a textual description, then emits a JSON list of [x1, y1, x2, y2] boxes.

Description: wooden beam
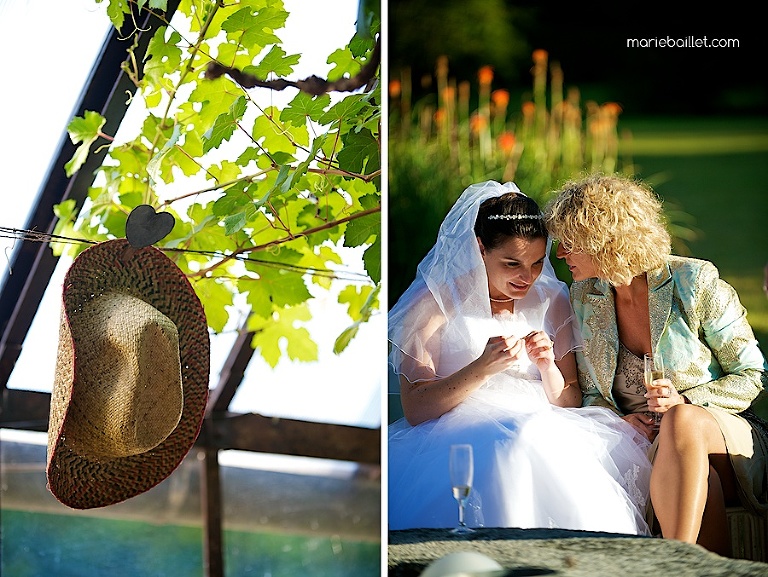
[[207, 328, 254, 414], [201, 447, 224, 577], [204, 412, 381, 464], [0, 390, 381, 464], [0, 389, 50, 431]]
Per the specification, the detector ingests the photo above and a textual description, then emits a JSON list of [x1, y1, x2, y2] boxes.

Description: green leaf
[[268, 163, 292, 196], [355, 0, 380, 41], [137, 0, 166, 10], [334, 283, 380, 353], [189, 78, 241, 129], [221, 6, 286, 51], [252, 107, 309, 152], [192, 278, 233, 333], [344, 211, 379, 247], [248, 304, 318, 367], [362, 235, 381, 284], [337, 128, 379, 175], [338, 284, 375, 321], [250, 45, 300, 78], [147, 123, 181, 187], [65, 111, 106, 176], [326, 47, 360, 82], [203, 95, 247, 153], [255, 266, 312, 307], [143, 28, 183, 86], [50, 199, 79, 257], [223, 211, 248, 235], [333, 324, 359, 355], [208, 160, 242, 185], [281, 92, 331, 127], [98, 0, 128, 30], [212, 182, 251, 216], [359, 192, 380, 210], [318, 94, 366, 126]]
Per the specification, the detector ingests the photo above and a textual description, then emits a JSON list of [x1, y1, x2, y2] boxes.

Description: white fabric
[[387, 180, 652, 534], [388, 181, 580, 381]]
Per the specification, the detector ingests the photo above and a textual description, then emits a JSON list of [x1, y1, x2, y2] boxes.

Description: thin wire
[[0, 227, 98, 246], [0, 227, 370, 283]]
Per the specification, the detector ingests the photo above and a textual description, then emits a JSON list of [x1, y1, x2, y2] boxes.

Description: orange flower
[[442, 86, 456, 101], [389, 79, 401, 98], [532, 49, 548, 65], [478, 66, 494, 86], [434, 109, 446, 124], [470, 113, 487, 134], [602, 102, 622, 116], [491, 89, 509, 109], [498, 132, 516, 153], [522, 101, 536, 118]]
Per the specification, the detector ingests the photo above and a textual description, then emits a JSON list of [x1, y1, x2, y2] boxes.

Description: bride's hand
[[479, 335, 525, 374], [523, 330, 555, 369], [622, 413, 656, 442]]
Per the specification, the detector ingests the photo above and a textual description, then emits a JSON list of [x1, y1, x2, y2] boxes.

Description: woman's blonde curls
[[544, 174, 671, 285]]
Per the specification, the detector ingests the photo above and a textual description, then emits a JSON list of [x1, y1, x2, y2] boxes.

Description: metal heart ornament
[[125, 205, 175, 248]]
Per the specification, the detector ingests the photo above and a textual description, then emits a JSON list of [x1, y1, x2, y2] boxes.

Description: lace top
[[613, 342, 648, 415]]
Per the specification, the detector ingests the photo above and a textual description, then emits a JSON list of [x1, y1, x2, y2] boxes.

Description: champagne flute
[[643, 352, 665, 429], [449, 444, 474, 534]]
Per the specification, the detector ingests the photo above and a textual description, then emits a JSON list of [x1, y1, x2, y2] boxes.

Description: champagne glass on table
[[449, 444, 474, 534], [643, 352, 665, 429]]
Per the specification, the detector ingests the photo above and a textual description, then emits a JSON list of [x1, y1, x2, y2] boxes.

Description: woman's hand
[[523, 330, 556, 370], [623, 412, 657, 442], [645, 378, 685, 414], [477, 335, 526, 376]]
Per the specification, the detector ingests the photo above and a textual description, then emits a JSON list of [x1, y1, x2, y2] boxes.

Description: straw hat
[[46, 239, 210, 509]]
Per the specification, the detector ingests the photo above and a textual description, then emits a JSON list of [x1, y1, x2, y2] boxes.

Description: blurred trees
[[389, 0, 533, 94], [390, 0, 766, 117]]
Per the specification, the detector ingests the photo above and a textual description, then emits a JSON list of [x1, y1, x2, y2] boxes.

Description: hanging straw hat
[[46, 238, 210, 509]]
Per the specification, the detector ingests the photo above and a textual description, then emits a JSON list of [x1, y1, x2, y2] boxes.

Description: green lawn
[[619, 115, 768, 356]]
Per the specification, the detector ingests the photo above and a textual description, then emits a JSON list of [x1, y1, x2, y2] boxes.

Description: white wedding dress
[[387, 181, 652, 535], [389, 310, 651, 535]]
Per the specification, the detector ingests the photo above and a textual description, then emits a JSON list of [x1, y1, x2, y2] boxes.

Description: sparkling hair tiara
[[487, 213, 544, 221]]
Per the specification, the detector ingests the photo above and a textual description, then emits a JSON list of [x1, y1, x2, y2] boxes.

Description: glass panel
[[1, 430, 380, 576]]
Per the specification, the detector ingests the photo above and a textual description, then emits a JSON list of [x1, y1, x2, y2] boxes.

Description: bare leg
[[650, 404, 736, 553], [696, 464, 732, 556]]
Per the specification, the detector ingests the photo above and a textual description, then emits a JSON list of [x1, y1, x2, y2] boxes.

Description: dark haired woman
[[388, 181, 652, 533]]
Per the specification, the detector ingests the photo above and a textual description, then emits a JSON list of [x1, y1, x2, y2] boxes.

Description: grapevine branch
[[205, 37, 380, 96], [189, 204, 381, 277]]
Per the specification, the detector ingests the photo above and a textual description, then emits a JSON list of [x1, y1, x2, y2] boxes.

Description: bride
[[388, 181, 652, 533]]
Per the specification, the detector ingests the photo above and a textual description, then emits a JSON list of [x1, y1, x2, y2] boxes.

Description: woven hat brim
[[47, 239, 210, 509]]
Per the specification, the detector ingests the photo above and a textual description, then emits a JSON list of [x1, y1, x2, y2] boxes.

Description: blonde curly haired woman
[[545, 173, 768, 556]]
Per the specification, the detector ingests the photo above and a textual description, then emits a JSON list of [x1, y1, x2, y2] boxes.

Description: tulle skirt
[[388, 381, 652, 534]]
